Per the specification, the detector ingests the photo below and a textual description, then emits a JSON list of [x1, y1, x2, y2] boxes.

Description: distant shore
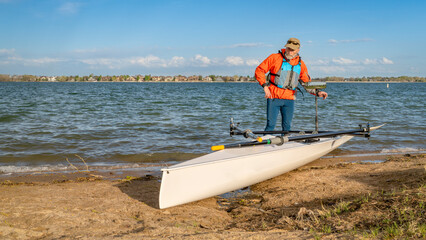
[[1, 153, 424, 239], [1, 80, 425, 83], [0, 74, 425, 83]]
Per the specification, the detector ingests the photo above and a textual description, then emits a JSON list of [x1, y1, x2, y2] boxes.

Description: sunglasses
[[287, 41, 300, 45]]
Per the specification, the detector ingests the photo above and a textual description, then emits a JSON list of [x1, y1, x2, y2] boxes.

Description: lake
[[0, 82, 425, 174]]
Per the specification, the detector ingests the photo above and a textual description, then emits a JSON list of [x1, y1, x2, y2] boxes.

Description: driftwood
[[65, 154, 103, 179]]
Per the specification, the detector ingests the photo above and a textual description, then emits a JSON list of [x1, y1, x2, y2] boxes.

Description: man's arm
[[255, 54, 275, 98], [299, 61, 328, 99]]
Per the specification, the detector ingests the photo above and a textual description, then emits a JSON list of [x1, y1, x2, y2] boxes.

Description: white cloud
[[381, 57, 393, 64], [309, 56, 395, 76], [308, 59, 330, 66], [328, 38, 373, 44], [311, 66, 347, 74], [227, 43, 266, 48], [80, 58, 120, 68], [0, 48, 15, 56], [332, 57, 357, 65], [81, 55, 187, 69], [245, 59, 260, 66], [193, 54, 211, 66], [58, 2, 81, 14], [3, 56, 63, 66], [225, 56, 244, 66], [130, 55, 167, 68], [362, 58, 378, 65], [0, 50, 65, 66], [27, 57, 63, 64], [169, 56, 185, 67], [362, 57, 394, 65]]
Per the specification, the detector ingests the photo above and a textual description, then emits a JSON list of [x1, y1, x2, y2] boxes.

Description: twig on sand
[[65, 155, 103, 179], [75, 154, 89, 172], [65, 157, 81, 172]]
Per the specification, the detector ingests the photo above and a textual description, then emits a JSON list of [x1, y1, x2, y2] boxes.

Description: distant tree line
[[0, 74, 424, 82], [0, 74, 256, 82], [312, 76, 426, 82]]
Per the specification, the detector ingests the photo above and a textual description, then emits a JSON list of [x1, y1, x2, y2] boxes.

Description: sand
[[0, 153, 424, 239]]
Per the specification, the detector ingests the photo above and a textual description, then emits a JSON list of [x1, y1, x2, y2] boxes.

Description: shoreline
[[1, 80, 425, 83], [1, 153, 424, 239], [2, 149, 425, 179]]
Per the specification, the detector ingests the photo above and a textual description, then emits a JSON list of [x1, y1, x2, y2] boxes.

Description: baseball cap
[[285, 38, 300, 50]]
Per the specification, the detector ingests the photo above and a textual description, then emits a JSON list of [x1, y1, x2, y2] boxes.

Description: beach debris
[[65, 154, 103, 179], [296, 207, 317, 222]]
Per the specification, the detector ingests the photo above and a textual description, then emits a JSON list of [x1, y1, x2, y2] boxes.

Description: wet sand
[[1, 153, 424, 239]]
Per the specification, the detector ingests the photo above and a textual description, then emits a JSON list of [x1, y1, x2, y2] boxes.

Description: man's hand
[[318, 91, 328, 100], [264, 86, 272, 98]]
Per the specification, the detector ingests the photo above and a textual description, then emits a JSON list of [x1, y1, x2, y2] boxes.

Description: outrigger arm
[[211, 121, 384, 151]]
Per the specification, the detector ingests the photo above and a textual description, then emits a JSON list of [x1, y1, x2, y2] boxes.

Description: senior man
[[255, 37, 328, 132]]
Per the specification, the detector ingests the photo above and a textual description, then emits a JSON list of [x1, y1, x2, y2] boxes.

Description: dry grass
[[222, 154, 426, 239]]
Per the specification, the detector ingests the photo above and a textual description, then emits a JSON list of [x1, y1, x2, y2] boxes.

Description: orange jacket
[[255, 48, 311, 100]]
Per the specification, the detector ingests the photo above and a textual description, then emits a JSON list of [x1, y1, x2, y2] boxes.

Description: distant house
[[127, 76, 136, 82], [88, 77, 97, 82], [152, 76, 166, 82], [48, 76, 57, 82], [202, 76, 213, 82], [187, 75, 200, 82], [164, 76, 173, 82], [174, 76, 187, 82], [151, 76, 161, 82], [239, 76, 249, 82]]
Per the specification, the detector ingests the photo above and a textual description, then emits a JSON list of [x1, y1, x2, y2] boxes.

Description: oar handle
[[211, 136, 288, 151], [211, 145, 225, 151]]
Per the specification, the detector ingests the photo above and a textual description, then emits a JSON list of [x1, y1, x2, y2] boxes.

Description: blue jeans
[[265, 98, 294, 132]]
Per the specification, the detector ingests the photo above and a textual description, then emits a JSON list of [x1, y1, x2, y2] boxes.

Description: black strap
[[269, 81, 278, 87]]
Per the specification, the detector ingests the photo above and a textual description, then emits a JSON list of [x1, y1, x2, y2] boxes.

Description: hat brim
[[285, 43, 300, 50]]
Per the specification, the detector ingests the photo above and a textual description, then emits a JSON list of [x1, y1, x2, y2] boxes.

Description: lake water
[[0, 82, 425, 174]]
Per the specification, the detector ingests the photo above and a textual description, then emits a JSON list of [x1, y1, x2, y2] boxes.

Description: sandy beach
[[1, 153, 424, 239]]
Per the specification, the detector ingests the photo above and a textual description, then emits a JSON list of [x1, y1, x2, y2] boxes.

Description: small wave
[[380, 148, 425, 154], [0, 162, 171, 175], [0, 164, 70, 174]]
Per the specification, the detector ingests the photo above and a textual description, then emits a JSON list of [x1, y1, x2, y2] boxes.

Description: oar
[[231, 130, 330, 136], [211, 137, 285, 151], [212, 126, 374, 151]]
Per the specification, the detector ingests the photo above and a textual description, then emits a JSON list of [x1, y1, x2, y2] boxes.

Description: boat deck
[[162, 135, 339, 171]]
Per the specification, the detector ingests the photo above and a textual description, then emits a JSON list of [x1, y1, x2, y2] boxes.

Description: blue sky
[[0, 0, 425, 77]]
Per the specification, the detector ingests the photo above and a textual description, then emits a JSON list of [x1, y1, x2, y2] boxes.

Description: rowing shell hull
[[159, 135, 353, 209]]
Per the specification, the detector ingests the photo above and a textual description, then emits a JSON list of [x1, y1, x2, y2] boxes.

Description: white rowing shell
[[159, 134, 354, 209]]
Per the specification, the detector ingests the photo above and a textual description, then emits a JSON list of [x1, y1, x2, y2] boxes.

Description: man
[[255, 37, 327, 132]]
